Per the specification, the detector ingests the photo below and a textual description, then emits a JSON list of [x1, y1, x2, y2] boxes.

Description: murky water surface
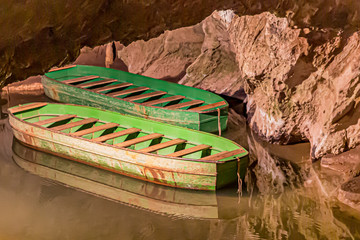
[[0, 92, 359, 240]]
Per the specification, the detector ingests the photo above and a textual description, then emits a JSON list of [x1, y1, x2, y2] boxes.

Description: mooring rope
[[217, 108, 221, 136], [236, 157, 243, 203]]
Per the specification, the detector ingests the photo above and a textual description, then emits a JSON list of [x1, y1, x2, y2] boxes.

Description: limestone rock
[[118, 24, 204, 81]]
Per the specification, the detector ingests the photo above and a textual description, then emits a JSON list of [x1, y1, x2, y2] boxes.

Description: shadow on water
[[0, 92, 360, 239]]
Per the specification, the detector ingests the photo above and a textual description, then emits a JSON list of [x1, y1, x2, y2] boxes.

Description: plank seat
[[9, 103, 48, 114], [78, 79, 117, 88], [49, 65, 76, 72], [62, 75, 100, 84], [201, 149, 246, 161], [165, 100, 204, 110], [51, 118, 98, 131], [189, 101, 227, 112], [34, 114, 76, 126], [115, 133, 164, 148], [92, 128, 141, 142], [108, 87, 150, 97], [123, 91, 167, 101], [142, 95, 185, 106], [139, 139, 187, 153], [93, 82, 133, 93], [167, 144, 211, 157], [72, 122, 119, 136]]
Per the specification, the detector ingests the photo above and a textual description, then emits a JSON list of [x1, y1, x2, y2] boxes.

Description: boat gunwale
[[43, 68, 229, 114], [8, 102, 247, 164]]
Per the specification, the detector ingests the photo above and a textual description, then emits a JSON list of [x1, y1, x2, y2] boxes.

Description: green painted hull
[[42, 65, 228, 132], [9, 103, 248, 190], [13, 139, 236, 219]]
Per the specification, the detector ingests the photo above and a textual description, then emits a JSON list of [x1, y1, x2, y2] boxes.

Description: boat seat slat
[[139, 139, 187, 153], [92, 128, 141, 142], [93, 82, 133, 92], [51, 118, 99, 131], [78, 79, 117, 88], [165, 100, 205, 110], [201, 149, 246, 161], [167, 144, 211, 157], [116, 133, 164, 148], [123, 91, 167, 101], [142, 95, 186, 106], [108, 87, 150, 97], [190, 101, 227, 112], [9, 103, 48, 114], [62, 75, 100, 84], [72, 122, 119, 136], [49, 65, 76, 72], [34, 114, 76, 126]]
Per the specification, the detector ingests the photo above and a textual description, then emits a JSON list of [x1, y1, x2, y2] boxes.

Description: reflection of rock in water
[[246, 130, 309, 195]]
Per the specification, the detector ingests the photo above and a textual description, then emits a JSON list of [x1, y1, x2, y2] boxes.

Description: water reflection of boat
[[12, 139, 239, 219]]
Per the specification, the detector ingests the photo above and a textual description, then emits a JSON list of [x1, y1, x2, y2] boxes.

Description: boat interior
[[47, 65, 227, 111], [10, 103, 246, 162]]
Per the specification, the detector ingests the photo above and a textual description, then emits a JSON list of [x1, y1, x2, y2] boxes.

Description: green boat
[[12, 138, 243, 219], [42, 65, 228, 132], [9, 102, 248, 191]]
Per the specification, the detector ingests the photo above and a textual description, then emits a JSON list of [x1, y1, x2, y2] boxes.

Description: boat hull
[[42, 71, 228, 133], [9, 114, 247, 191]]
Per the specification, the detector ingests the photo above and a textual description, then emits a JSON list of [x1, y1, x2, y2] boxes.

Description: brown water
[[1, 92, 360, 240]]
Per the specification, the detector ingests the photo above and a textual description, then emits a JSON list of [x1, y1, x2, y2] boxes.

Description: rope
[[236, 157, 243, 203], [217, 108, 221, 136]]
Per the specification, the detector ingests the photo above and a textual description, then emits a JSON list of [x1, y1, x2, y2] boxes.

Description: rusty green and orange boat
[[8, 102, 248, 191], [42, 65, 228, 132]]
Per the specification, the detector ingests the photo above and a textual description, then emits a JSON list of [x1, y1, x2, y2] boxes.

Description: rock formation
[[118, 10, 360, 159]]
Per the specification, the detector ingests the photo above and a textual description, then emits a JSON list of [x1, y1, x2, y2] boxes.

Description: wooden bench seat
[[123, 91, 167, 101], [62, 75, 100, 84], [9, 103, 48, 114], [142, 95, 185, 106], [166, 100, 204, 110], [93, 82, 133, 93], [115, 133, 163, 148], [108, 87, 150, 97], [190, 101, 227, 112], [201, 149, 246, 161], [93, 128, 141, 142], [167, 144, 211, 157], [78, 79, 117, 88], [51, 118, 98, 131], [72, 122, 118, 136], [49, 65, 76, 72], [139, 139, 186, 153], [34, 114, 76, 126]]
